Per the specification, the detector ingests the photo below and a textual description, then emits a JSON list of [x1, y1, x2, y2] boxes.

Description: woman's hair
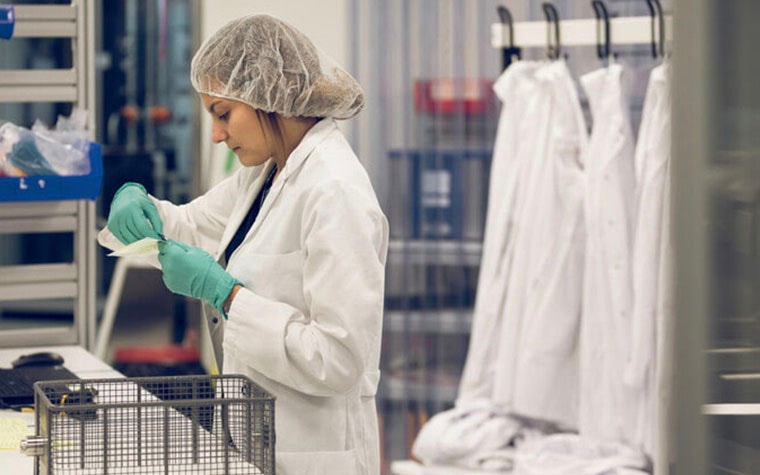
[[191, 14, 364, 120], [255, 110, 286, 162]]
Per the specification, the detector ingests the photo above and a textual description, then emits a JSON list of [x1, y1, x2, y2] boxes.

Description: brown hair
[[255, 110, 287, 161]]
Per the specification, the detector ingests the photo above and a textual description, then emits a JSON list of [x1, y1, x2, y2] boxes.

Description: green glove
[[157, 239, 242, 316], [107, 183, 164, 245]]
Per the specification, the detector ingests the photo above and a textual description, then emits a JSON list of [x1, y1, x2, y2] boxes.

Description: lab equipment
[[107, 182, 164, 244], [21, 374, 275, 475], [191, 14, 364, 119]]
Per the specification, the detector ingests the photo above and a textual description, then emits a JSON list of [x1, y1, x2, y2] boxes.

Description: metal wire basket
[[20, 374, 275, 475]]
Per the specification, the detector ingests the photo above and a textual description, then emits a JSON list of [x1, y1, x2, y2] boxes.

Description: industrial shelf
[[378, 374, 459, 404], [0, 3, 84, 103], [0, 0, 97, 348], [388, 239, 482, 266], [384, 309, 472, 334]]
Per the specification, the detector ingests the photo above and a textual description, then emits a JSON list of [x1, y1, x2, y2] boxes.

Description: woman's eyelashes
[[218, 111, 230, 121]]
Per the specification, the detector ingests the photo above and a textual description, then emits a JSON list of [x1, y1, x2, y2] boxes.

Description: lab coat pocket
[[276, 449, 358, 475], [229, 249, 307, 311], [552, 134, 585, 235], [553, 135, 584, 194]]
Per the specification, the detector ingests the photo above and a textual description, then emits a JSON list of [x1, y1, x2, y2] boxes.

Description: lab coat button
[[212, 317, 219, 324]]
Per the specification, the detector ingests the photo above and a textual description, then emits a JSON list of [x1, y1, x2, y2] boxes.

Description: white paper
[[107, 237, 161, 257]]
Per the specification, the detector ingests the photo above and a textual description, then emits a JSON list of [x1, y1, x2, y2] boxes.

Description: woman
[[99, 14, 388, 475]]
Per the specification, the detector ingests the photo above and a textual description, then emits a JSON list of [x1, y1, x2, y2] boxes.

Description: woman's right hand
[[107, 183, 164, 244]]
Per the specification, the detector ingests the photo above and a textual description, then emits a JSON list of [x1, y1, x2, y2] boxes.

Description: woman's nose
[[211, 123, 228, 144]]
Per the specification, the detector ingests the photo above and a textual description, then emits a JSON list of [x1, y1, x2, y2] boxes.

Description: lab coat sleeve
[[223, 181, 388, 396], [151, 170, 245, 252], [98, 169, 249, 257]]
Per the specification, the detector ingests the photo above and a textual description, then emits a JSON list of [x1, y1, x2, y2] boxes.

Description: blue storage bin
[[0, 142, 103, 202], [0, 4, 14, 40]]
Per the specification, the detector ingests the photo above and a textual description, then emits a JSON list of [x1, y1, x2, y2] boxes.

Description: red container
[[413, 78, 495, 115]]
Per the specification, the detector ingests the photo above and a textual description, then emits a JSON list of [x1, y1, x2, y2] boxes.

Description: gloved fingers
[[169, 239, 193, 252], [116, 218, 142, 245], [107, 212, 132, 245], [158, 239, 191, 258], [127, 211, 162, 241], [157, 240, 180, 268], [142, 204, 164, 237], [123, 216, 151, 244], [109, 220, 130, 245]]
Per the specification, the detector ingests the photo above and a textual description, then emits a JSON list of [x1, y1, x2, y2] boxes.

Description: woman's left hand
[[157, 239, 242, 315]]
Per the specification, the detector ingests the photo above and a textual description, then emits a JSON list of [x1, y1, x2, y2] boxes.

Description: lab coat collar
[[277, 117, 338, 181], [216, 118, 339, 262], [250, 117, 338, 225]]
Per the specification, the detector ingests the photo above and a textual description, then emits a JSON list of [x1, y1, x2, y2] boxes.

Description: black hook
[[591, 1, 611, 60], [645, 0, 665, 58], [497, 5, 521, 70], [497, 5, 514, 48], [542, 3, 561, 60]]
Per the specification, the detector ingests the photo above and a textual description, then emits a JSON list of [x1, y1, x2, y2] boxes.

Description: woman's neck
[[273, 116, 320, 175]]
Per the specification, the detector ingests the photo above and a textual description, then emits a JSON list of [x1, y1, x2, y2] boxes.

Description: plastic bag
[[0, 111, 90, 177]]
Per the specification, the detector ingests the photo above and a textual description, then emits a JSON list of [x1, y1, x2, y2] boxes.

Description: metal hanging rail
[[491, 15, 673, 50]]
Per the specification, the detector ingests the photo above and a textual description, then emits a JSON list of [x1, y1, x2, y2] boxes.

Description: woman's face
[[200, 94, 273, 167]]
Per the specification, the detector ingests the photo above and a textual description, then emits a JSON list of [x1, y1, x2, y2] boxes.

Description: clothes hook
[[542, 3, 561, 60], [591, 1, 611, 60], [645, 0, 665, 58], [497, 5, 521, 69], [497, 5, 514, 49]]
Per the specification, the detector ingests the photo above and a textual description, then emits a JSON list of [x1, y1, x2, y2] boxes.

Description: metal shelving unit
[[0, 1, 97, 349], [384, 309, 472, 335], [388, 239, 482, 267], [379, 374, 459, 404], [383, 237, 480, 407]]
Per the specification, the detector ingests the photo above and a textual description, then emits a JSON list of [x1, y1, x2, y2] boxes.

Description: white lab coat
[[458, 61, 543, 401], [412, 62, 550, 471], [578, 64, 638, 444], [493, 60, 588, 429], [624, 63, 671, 460], [411, 399, 521, 470], [99, 118, 389, 475], [513, 433, 650, 475]]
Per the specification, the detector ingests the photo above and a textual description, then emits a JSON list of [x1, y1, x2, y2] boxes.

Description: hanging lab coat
[[493, 60, 588, 429], [624, 62, 671, 460], [458, 61, 544, 402], [413, 62, 552, 471], [577, 64, 638, 444], [99, 118, 389, 475]]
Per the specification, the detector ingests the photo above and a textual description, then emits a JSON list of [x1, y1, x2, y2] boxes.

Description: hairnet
[[190, 14, 364, 119]]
